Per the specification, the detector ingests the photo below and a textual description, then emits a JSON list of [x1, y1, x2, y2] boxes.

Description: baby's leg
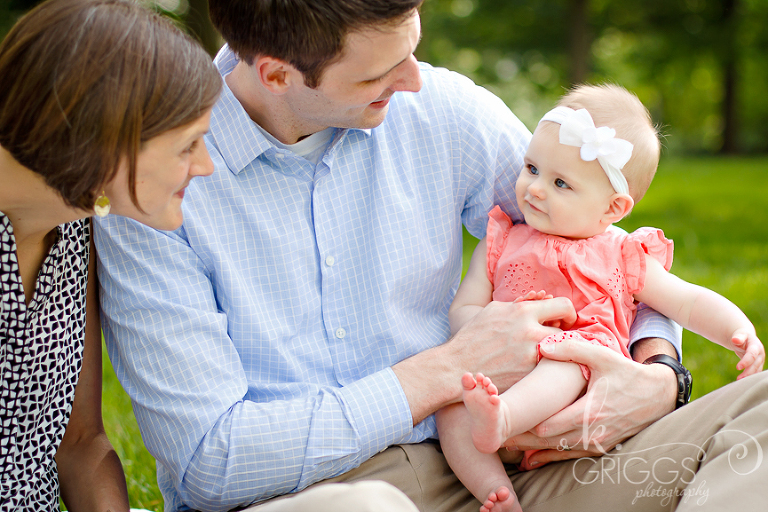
[[436, 404, 522, 512], [463, 359, 586, 454]]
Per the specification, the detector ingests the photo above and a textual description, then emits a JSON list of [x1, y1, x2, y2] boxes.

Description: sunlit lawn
[[102, 156, 768, 510], [617, 156, 768, 395], [102, 349, 164, 511]]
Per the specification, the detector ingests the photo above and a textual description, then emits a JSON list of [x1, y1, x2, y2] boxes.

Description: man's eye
[[555, 178, 569, 189], [184, 140, 198, 154]]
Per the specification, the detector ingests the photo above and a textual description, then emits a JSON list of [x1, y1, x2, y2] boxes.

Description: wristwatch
[[642, 354, 692, 409]]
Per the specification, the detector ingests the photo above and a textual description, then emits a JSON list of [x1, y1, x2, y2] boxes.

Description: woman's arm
[[635, 255, 765, 378], [55, 237, 129, 512], [448, 237, 494, 334]]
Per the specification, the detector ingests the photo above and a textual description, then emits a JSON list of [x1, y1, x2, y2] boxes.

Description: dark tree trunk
[[569, 0, 590, 85], [719, 0, 739, 154], [185, 0, 221, 57]]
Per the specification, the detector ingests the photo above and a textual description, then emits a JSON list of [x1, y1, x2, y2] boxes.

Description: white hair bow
[[539, 106, 632, 195]]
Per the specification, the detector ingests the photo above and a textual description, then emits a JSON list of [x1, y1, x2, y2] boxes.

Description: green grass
[[102, 347, 164, 510], [103, 156, 768, 509], [618, 156, 768, 396]]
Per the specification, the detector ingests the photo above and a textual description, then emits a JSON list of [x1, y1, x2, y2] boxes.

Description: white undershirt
[[255, 124, 335, 165]]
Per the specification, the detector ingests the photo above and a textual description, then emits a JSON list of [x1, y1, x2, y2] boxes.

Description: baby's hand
[[513, 290, 553, 303], [514, 291, 562, 328], [731, 328, 765, 379]]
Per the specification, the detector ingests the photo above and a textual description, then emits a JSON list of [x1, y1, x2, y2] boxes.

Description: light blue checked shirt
[[94, 47, 680, 512]]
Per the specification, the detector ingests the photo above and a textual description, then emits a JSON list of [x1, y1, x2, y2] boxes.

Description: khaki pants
[[250, 371, 768, 511], [243, 481, 419, 512]]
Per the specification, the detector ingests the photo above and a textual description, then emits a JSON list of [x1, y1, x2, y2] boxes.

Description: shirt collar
[[208, 45, 373, 175], [207, 46, 272, 175]]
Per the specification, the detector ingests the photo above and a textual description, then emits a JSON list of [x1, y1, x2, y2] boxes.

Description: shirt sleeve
[[629, 303, 683, 360], [429, 66, 529, 236], [94, 217, 414, 511]]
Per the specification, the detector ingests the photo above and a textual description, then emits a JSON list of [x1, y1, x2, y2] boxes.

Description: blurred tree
[[417, 0, 768, 154], [568, 0, 591, 84], [0, 0, 220, 56], [144, 0, 220, 56], [718, 0, 739, 153], [597, 0, 748, 153], [185, 0, 220, 56], [0, 0, 38, 37], [2, 0, 766, 153]]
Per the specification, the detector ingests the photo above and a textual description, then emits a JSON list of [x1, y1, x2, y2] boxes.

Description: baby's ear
[[604, 193, 634, 223]]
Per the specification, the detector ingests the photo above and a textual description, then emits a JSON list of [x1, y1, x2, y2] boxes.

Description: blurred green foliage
[[417, 0, 768, 154], [3, 0, 767, 153]]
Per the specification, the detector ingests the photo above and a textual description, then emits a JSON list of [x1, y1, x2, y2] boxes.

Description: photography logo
[[562, 377, 763, 507]]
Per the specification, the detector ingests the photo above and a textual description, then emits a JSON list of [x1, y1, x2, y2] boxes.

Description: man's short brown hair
[[209, 0, 424, 88]]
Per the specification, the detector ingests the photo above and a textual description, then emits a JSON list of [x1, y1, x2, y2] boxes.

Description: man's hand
[[445, 298, 577, 394], [394, 297, 576, 425], [502, 338, 677, 467]]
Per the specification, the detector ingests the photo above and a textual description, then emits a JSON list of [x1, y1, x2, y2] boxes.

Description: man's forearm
[[630, 336, 679, 362], [393, 342, 466, 425]]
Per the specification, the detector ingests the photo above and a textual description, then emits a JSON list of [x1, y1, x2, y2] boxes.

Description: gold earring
[[94, 191, 111, 217]]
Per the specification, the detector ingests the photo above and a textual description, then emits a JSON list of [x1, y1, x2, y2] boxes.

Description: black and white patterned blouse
[[0, 212, 88, 511]]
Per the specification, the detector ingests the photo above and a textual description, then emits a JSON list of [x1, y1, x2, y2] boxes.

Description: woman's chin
[[133, 208, 184, 232]]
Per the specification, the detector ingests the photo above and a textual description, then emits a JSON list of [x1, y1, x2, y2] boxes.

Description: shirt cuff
[[629, 303, 684, 360], [335, 367, 414, 460]]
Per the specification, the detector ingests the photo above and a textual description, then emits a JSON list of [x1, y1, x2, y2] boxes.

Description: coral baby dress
[[485, 205, 673, 379]]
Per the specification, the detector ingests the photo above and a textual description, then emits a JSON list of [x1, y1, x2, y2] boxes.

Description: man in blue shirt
[[95, 1, 768, 511]]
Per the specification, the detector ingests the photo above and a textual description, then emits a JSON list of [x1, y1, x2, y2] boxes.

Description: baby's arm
[[449, 237, 494, 335], [635, 255, 765, 378]]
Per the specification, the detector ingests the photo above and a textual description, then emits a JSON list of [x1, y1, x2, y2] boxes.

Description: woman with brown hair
[[0, 0, 221, 509]]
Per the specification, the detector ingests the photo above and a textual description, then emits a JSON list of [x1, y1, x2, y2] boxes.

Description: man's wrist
[[392, 342, 462, 425], [642, 354, 693, 409], [630, 337, 679, 362]]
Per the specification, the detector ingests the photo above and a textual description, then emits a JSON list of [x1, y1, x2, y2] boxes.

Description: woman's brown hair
[[0, 0, 222, 210]]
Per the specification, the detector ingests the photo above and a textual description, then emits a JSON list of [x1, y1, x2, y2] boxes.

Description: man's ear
[[604, 193, 635, 223], [254, 56, 297, 95]]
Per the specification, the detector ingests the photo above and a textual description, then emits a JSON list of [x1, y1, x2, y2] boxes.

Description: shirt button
[[276, 153, 285, 159], [335, 328, 346, 339], [325, 256, 335, 267]]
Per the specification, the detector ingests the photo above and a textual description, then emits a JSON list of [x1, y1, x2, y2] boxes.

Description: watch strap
[[642, 354, 693, 409]]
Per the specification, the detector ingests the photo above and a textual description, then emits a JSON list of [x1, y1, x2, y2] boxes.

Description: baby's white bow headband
[[539, 106, 633, 195]]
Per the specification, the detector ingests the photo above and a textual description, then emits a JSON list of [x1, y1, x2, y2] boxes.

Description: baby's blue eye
[[528, 165, 539, 175], [555, 178, 569, 189]]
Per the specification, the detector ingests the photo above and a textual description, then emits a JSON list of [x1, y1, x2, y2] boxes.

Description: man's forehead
[[334, 11, 421, 75]]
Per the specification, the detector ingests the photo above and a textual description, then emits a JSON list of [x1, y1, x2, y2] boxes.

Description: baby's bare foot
[[461, 373, 507, 454], [479, 486, 523, 512]]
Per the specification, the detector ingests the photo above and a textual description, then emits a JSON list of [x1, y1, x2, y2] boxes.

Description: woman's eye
[[554, 178, 569, 189]]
